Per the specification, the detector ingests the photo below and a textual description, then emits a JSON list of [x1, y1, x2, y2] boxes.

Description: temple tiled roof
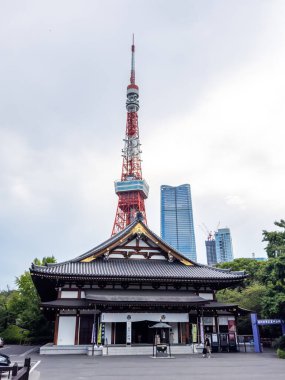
[[30, 218, 248, 289], [31, 258, 246, 283]]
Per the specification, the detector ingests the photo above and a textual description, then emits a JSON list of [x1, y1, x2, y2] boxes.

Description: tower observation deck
[[112, 37, 149, 235]]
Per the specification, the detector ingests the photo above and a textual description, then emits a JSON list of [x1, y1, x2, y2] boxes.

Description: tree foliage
[[263, 219, 285, 258], [216, 253, 285, 320], [0, 256, 56, 343], [216, 258, 266, 287]]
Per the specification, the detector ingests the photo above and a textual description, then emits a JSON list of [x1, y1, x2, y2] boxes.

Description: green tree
[[257, 255, 285, 318], [217, 254, 285, 321], [258, 255, 285, 287], [216, 283, 267, 335], [261, 286, 285, 318], [15, 256, 56, 341], [216, 258, 265, 286], [262, 219, 285, 258], [217, 283, 267, 314], [0, 256, 56, 343], [0, 289, 18, 331]]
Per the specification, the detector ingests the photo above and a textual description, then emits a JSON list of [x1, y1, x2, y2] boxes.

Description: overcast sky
[[1, 0, 285, 288]]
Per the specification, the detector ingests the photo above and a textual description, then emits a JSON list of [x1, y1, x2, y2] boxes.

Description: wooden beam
[[54, 314, 59, 345], [74, 312, 80, 345]]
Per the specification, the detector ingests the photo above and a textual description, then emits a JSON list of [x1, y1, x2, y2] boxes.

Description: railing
[[0, 358, 31, 380], [237, 335, 255, 352]]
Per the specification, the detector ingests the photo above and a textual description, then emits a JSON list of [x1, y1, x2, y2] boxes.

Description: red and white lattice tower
[[112, 37, 149, 235]]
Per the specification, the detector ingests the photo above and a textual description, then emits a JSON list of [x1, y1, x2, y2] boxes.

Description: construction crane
[[199, 223, 214, 241], [199, 221, 221, 241]]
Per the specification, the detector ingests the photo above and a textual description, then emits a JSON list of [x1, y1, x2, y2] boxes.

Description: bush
[[1, 325, 30, 344], [277, 348, 285, 359], [273, 335, 285, 350]]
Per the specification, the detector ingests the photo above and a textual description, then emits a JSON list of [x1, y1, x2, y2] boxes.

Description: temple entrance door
[[132, 321, 156, 344], [115, 322, 126, 344], [79, 315, 94, 345]]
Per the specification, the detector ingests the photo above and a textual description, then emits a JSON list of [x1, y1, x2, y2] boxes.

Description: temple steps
[[102, 344, 196, 356], [40, 343, 198, 356]]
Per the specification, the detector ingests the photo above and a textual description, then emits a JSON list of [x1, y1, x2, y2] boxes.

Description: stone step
[[102, 345, 196, 356]]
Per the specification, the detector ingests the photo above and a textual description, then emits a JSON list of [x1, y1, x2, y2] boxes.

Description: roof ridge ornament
[[136, 211, 144, 221]]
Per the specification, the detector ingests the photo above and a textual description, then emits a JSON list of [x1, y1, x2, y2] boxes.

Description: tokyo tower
[[112, 37, 149, 235]]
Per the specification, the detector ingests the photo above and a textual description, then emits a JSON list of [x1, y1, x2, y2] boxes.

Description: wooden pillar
[[185, 322, 190, 344], [234, 314, 238, 334], [177, 322, 181, 344], [54, 313, 59, 345], [214, 313, 219, 333], [74, 311, 80, 345], [111, 323, 116, 344], [196, 308, 200, 343]]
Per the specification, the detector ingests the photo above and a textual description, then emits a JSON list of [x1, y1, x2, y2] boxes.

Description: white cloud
[[1, 0, 285, 286]]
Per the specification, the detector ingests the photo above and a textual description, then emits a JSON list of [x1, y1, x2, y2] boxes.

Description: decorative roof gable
[[76, 219, 194, 266]]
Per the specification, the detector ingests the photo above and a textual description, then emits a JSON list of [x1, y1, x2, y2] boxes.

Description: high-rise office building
[[205, 239, 217, 266], [215, 228, 234, 263], [160, 184, 197, 261]]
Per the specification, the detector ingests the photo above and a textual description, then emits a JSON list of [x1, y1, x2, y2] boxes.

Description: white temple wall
[[104, 322, 112, 345], [61, 291, 78, 298], [57, 316, 76, 345]]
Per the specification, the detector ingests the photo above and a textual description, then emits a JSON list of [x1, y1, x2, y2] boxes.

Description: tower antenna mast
[[112, 36, 149, 235]]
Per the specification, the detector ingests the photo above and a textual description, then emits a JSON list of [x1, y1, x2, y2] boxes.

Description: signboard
[[101, 312, 188, 322], [126, 321, 132, 344], [203, 317, 214, 325], [212, 334, 218, 343], [257, 319, 284, 325], [218, 317, 228, 325], [228, 320, 236, 332]]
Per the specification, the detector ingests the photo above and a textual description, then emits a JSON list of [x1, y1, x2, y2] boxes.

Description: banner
[[192, 324, 197, 343], [97, 323, 102, 345], [91, 323, 96, 344], [200, 320, 205, 343], [228, 319, 236, 332], [126, 321, 132, 343]]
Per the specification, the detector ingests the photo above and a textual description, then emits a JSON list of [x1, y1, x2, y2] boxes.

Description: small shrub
[[277, 348, 285, 359], [273, 335, 285, 350], [1, 325, 30, 344]]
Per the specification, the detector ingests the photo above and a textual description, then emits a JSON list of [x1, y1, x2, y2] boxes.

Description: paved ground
[[0, 345, 39, 357], [25, 351, 285, 380], [1, 347, 285, 380]]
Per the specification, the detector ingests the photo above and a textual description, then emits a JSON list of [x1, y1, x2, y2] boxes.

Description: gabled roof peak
[[76, 219, 195, 266]]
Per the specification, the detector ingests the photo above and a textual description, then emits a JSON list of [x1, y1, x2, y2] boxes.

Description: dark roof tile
[[32, 258, 246, 281]]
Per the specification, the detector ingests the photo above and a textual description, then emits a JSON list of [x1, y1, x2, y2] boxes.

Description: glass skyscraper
[[160, 184, 197, 261], [215, 228, 234, 263]]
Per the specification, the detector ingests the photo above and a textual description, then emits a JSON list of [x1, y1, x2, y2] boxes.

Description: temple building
[[31, 215, 247, 354]]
